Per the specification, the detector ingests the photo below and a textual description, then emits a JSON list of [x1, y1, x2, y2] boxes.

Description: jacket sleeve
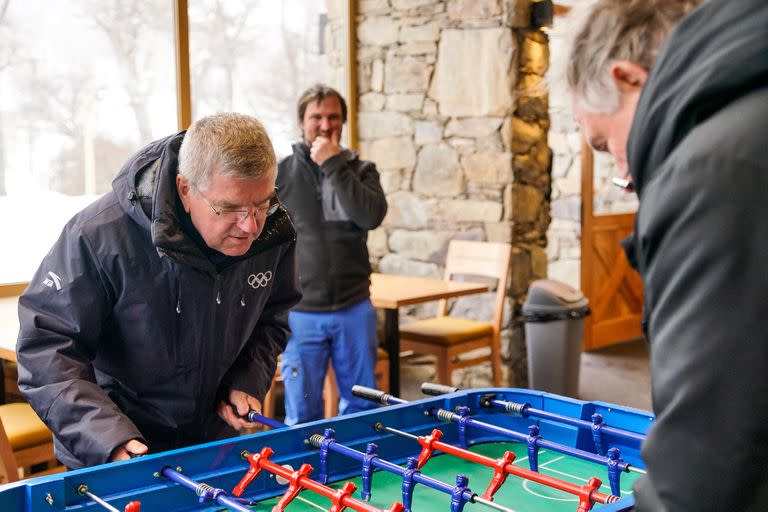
[[221, 241, 302, 402], [321, 153, 388, 230], [16, 223, 144, 468], [632, 154, 768, 510]]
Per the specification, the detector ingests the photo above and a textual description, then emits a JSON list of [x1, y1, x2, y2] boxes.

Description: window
[[0, 0, 347, 285], [0, 0, 177, 283], [188, 0, 333, 158]]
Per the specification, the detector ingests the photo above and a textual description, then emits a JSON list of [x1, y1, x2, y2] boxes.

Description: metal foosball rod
[[305, 429, 516, 512], [421, 383, 647, 449], [161, 467, 255, 512], [233, 446, 405, 512], [375, 423, 620, 512], [352, 385, 645, 497], [76, 484, 141, 512]]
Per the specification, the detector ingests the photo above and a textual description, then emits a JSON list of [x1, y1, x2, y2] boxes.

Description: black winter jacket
[[625, 1, 768, 509], [276, 143, 386, 311], [16, 132, 301, 469]]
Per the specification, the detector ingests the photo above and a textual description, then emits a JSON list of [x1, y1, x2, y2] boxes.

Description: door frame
[[580, 139, 643, 350]]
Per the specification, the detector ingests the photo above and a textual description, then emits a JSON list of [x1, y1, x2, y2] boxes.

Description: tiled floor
[[399, 337, 652, 411]]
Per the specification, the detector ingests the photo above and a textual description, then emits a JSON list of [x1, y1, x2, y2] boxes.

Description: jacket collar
[[113, 132, 297, 273]]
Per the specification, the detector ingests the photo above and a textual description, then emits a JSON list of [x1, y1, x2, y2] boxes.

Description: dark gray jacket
[[16, 132, 301, 469], [277, 143, 386, 311], [626, 1, 768, 509]]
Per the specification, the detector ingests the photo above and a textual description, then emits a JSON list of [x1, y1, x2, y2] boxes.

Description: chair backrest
[[438, 240, 512, 334]]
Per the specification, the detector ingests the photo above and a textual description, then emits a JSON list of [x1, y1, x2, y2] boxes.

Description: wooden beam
[[174, 0, 192, 130], [346, 0, 358, 151], [554, 3, 572, 16]]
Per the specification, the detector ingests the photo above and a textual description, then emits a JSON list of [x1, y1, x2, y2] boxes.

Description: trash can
[[522, 279, 590, 396]]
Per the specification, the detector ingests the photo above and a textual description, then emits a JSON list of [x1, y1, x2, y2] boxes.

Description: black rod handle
[[421, 383, 460, 396], [352, 385, 407, 405]]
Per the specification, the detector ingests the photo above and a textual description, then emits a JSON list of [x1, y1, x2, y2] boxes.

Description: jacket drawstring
[[175, 275, 182, 314]]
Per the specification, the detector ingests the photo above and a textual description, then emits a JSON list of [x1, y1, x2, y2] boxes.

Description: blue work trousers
[[282, 299, 378, 425]]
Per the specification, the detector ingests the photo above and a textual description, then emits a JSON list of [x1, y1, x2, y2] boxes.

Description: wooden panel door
[[580, 140, 644, 350]]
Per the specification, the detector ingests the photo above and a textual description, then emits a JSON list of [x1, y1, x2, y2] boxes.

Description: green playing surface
[[244, 442, 639, 511]]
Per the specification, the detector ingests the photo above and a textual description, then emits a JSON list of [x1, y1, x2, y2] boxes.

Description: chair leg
[[375, 358, 389, 393], [436, 350, 452, 386], [323, 366, 339, 418], [0, 428, 17, 484], [491, 335, 502, 387], [262, 370, 279, 420], [262, 388, 274, 419]]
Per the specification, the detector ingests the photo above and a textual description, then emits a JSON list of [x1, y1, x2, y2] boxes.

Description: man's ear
[[610, 60, 648, 92], [176, 174, 192, 213]]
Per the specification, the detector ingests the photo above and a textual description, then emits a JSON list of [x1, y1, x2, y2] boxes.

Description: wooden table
[[369, 273, 488, 396]]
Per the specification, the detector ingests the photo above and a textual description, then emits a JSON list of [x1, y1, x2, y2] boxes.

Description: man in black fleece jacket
[[277, 84, 387, 424], [569, 0, 768, 509]]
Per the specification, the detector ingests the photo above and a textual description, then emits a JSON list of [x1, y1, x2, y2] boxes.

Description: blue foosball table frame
[[0, 388, 654, 511]]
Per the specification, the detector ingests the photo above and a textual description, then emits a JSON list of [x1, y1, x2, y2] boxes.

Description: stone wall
[[352, 0, 551, 388]]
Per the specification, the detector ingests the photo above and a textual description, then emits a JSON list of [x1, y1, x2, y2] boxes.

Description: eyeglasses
[[197, 188, 282, 224]]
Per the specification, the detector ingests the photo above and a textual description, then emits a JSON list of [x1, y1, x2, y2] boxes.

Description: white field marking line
[[519, 455, 577, 502], [295, 493, 327, 511], [538, 463, 635, 496], [522, 479, 576, 502], [511, 449, 548, 465], [538, 455, 566, 468]]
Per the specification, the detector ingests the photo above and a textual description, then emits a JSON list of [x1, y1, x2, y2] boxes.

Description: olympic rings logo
[[247, 271, 272, 288]]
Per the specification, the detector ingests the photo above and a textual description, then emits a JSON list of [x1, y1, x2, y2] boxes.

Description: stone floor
[[577, 337, 651, 411], [399, 337, 652, 411]]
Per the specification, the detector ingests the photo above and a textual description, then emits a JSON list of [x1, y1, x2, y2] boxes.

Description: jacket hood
[[112, 131, 183, 232], [627, 0, 768, 197], [112, 132, 296, 273]]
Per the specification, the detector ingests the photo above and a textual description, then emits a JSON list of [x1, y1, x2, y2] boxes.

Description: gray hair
[[567, 0, 701, 114], [178, 112, 276, 190]]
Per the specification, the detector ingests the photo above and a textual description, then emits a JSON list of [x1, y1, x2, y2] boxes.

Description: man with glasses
[[277, 84, 387, 425], [16, 113, 301, 469]]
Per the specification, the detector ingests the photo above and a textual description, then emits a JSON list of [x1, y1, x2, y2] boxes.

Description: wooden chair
[[261, 357, 337, 422], [0, 402, 63, 484], [263, 347, 390, 421], [399, 240, 512, 386], [321, 347, 389, 418]]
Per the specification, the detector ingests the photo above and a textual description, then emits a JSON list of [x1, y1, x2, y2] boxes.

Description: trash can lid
[[522, 279, 590, 321]]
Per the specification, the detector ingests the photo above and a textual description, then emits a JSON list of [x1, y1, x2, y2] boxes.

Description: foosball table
[[0, 386, 653, 511]]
